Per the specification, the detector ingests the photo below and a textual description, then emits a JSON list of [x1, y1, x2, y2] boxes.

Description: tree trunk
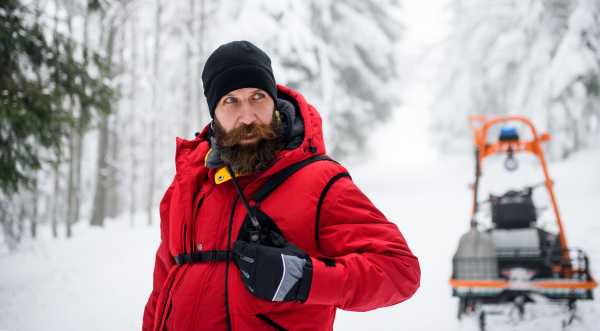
[[66, 95, 75, 236], [31, 184, 38, 238], [51, 0, 60, 237], [106, 106, 120, 219], [91, 13, 117, 226], [65, 14, 76, 237], [91, 112, 110, 226], [74, 3, 92, 226], [197, 0, 206, 127], [106, 18, 129, 220], [183, 0, 194, 137], [129, 17, 138, 227], [147, 120, 156, 226], [147, 0, 162, 226], [17, 203, 25, 244], [73, 126, 82, 224], [52, 163, 59, 237]]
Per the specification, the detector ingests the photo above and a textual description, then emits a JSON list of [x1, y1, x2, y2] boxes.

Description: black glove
[[233, 231, 313, 302]]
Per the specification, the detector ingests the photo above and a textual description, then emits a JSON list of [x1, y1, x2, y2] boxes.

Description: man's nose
[[238, 103, 257, 125]]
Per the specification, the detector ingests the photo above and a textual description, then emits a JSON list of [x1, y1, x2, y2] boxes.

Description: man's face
[[214, 88, 275, 141], [212, 87, 282, 175]]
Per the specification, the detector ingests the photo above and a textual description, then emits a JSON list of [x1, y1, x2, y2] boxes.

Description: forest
[[1, 0, 599, 249], [2, 1, 600, 330]]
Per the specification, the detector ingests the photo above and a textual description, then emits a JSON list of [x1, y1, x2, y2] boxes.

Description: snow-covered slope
[[336, 146, 600, 331], [1, 145, 598, 331]]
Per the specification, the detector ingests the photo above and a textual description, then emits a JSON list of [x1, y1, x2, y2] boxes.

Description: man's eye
[[253, 93, 264, 99], [225, 97, 237, 103]]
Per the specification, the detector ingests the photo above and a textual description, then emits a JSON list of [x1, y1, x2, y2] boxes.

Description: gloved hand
[[232, 231, 313, 302]]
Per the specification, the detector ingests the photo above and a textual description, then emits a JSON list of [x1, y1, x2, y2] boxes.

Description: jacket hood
[[174, 85, 327, 179]]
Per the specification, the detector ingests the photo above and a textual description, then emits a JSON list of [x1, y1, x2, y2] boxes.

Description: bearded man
[[142, 41, 420, 331]]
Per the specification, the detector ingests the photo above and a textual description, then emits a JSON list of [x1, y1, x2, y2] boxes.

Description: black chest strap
[[250, 155, 336, 204], [175, 249, 235, 265], [175, 155, 338, 265]]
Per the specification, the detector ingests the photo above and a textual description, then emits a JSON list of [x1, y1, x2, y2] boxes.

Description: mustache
[[219, 122, 279, 147], [213, 115, 283, 175]]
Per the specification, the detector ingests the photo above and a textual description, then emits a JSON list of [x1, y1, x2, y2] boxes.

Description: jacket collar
[[174, 85, 327, 186]]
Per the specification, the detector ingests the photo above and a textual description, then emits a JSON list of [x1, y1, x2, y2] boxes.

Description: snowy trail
[[1, 147, 598, 331], [337, 148, 600, 331]]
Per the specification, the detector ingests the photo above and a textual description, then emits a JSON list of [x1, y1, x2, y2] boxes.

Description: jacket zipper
[[225, 195, 240, 331], [224, 156, 286, 331], [158, 265, 182, 331], [158, 217, 191, 330]]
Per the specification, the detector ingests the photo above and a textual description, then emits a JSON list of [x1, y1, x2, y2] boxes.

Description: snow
[[5, 33, 600, 329], [429, 0, 600, 158], [0, 218, 159, 330], [337, 145, 600, 331], [1, 133, 599, 331], [2, 1, 600, 330]]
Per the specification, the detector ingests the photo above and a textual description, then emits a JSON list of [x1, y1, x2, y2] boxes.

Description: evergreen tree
[[210, 0, 403, 160], [432, 0, 600, 157], [0, 0, 114, 195]]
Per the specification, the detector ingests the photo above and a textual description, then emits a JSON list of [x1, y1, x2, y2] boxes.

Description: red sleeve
[[142, 179, 177, 331], [305, 177, 420, 311]]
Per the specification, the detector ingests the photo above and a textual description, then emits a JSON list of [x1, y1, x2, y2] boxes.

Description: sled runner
[[449, 115, 597, 330]]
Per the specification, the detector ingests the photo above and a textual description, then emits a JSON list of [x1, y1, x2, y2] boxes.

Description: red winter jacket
[[142, 85, 420, 331]]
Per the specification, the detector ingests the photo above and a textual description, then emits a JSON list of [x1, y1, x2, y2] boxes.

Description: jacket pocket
[[255, 314, 289, 331]]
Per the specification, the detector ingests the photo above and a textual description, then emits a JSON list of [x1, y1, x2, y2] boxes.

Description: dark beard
[[213, 114, 282, 175]]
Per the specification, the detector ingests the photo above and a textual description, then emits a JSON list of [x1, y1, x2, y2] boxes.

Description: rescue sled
[[449, 115, 597, 330]]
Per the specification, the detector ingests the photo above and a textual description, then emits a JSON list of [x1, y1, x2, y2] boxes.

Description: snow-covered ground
[[3, 2, 600, 330], [1, 140, 599, 330], [337, 144, 600, 331]]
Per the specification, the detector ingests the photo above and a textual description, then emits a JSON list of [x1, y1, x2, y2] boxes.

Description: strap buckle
[[175, 250, 234, 265], [175, 254, 184, 265], [212, 250, 230, 261]]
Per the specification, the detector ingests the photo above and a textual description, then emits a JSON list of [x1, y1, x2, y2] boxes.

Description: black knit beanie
[[202, 41, 277, 119]]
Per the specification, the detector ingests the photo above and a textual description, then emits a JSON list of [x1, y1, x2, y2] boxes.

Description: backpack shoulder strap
[[315, 172, 352, 252], [251, 155, 336, 203]]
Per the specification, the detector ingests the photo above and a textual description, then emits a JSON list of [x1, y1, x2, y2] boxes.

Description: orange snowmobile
[[450, 115, 597, 330]]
